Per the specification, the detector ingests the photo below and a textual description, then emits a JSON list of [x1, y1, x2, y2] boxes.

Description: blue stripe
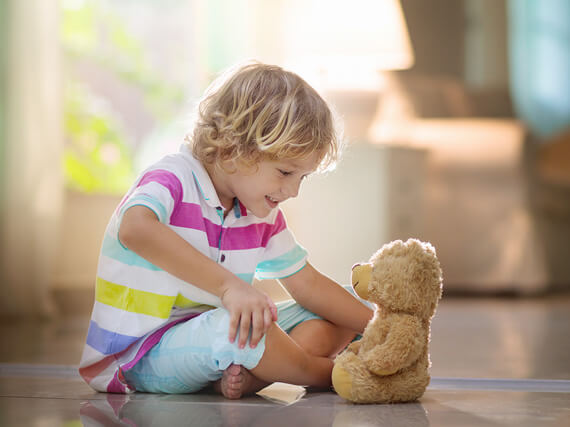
[[233, 198, 241, 218], [192, 171, 210, 201], [256, 245, 308, 274], [102, 234, 162, 271], [236, 272, 255, 284], [122, 195, 168, 223], [86, 320, 140, 355]]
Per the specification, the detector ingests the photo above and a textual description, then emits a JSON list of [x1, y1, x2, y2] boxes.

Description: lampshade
[[282, 0, 414, 90]]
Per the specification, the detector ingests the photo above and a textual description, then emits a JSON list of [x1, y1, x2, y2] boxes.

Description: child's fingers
[[238, 311, 251, 349], [265, 295, 278, 322], [263, 307, 274, 332], [228, 311, 240, 344], [249, 311, 265, 348]]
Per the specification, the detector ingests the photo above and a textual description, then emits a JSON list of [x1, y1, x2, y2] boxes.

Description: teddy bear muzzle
[[351, 263, 372, 300]]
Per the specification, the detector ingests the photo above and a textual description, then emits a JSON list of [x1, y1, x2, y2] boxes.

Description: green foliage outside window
[[61, 1, 184, 194], [63, 82, 134, 194]]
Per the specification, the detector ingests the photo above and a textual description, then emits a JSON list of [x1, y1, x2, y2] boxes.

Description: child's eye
[[278, 169, 293, 176]]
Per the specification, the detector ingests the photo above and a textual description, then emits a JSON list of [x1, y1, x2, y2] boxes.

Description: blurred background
[[1, 0, 569, 317]]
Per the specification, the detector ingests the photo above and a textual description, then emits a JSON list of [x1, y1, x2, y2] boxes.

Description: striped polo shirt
[[79, 144, 308, 393]]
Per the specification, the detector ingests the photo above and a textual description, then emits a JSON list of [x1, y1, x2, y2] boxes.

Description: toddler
[[79, 62, 373, 398]]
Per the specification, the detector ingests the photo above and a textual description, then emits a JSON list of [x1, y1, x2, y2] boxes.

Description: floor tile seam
[[0, 394, 283, 408], [0, 363, 79, 378], [0, 394, 91, 400], [2, 364, 570, 393], [429, 377, 570, 393]]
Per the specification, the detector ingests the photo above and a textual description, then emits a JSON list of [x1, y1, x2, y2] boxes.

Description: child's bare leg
[[213, 322, 333, 399], [249, 322, 333, 388], [214, 320, 351, 399], [288, 319, 356, 358]]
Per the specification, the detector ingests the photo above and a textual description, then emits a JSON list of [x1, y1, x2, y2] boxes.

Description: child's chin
[[252, 204, 273, 218]]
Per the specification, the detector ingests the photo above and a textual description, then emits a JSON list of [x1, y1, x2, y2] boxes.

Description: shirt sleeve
[[255, 210, 308, 280], [117, 169, 183, 226]]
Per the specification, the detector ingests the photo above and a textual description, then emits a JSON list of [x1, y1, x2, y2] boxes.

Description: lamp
[[281, 0, 415, 142]]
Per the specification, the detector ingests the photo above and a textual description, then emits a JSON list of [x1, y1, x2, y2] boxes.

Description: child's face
[[222, 151, 322, 218]]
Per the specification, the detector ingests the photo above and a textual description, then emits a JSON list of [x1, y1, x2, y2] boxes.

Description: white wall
[[282, 143, 427, 284]]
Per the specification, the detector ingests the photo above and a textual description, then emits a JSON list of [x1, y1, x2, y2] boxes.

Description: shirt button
[[220, 254, 226, 262]]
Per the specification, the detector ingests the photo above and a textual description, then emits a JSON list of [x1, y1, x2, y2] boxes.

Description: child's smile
[[211, 152, 322, 218], [265, 195, 280, 209]]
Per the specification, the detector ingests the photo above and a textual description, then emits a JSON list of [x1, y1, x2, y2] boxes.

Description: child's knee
[[289, 319, 354, 357]]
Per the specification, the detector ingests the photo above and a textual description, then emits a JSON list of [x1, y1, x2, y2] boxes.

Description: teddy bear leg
[[332, 351, 365, 401], [339, 372, 410, 404], [385, 362, 430, 402], [333, 351, 382, 403], [362, 364, 430, 403], [333, 353, 429, 403], [331, 363, 353, 401]]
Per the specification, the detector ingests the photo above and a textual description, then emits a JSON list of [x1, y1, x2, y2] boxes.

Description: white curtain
[[0, 0, 64, 317]]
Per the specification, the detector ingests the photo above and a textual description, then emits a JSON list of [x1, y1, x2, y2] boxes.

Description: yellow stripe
[[174, 294, 200, 308], [173, 294, 216, 311], [95, 277, 175, 319]]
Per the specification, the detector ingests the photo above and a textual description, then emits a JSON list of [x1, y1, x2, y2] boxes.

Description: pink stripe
[[238, 200, 248, 217], [170, 202, 221, 247], [106, 373, 128, 393], [116, 169, 183, 220], [137, 169, 183, 206], [170, 202, 204, 229], [79, 354, 117, 384], [221, 210, 286, 250], [204, 218, 222, 247], [170, 203, 286, 250]]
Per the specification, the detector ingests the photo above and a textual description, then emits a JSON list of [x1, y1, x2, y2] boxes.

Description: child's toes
[[229, 381, 242, 391], [226, 364, 241, 376], [231, 376, 243, 386]]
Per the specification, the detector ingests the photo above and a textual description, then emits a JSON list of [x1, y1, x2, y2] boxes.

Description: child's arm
[[279, 263, 373, 333], [119, 205, 277, 349]]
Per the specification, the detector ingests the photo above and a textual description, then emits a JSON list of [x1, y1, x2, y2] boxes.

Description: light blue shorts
[[123, 284, 369, 394]]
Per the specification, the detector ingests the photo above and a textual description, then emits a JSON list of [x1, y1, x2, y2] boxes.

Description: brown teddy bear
[[331, 238, 443, 403]]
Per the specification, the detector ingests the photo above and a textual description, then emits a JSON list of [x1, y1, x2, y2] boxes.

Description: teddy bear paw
[[331, 363, 353, 401]]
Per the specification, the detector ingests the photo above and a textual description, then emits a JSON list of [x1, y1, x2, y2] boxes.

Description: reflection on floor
[[1, 295, 570, 426]]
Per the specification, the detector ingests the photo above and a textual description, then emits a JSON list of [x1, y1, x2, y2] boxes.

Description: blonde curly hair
[[188, 62, 342, 173]]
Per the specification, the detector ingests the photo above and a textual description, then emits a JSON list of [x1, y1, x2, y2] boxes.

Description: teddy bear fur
[[331, 238, 443, 404]]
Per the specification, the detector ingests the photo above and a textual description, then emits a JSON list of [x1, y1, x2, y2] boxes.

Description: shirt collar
[[180, 144, 248, 217]]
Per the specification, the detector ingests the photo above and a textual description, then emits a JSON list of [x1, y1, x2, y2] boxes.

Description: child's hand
[[220, 279, 278, 349]]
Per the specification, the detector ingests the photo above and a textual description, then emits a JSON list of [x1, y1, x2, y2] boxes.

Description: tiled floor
[[1, 295, 569, 426]]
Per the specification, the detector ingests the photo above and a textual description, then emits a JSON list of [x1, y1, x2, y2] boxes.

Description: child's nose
[[284, 178, 301, 198]]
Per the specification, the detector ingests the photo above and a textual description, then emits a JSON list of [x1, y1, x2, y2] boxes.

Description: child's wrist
[[218, 275, 246, 301]]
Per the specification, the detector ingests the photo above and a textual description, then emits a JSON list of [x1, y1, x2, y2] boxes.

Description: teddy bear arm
[[363, 316, 425, 376]]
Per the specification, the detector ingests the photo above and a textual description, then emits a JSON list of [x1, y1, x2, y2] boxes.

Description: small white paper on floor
[[256, 382, 306, 405]]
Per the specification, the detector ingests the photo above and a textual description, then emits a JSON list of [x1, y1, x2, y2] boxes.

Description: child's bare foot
[[213, 364, 268, 399]]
